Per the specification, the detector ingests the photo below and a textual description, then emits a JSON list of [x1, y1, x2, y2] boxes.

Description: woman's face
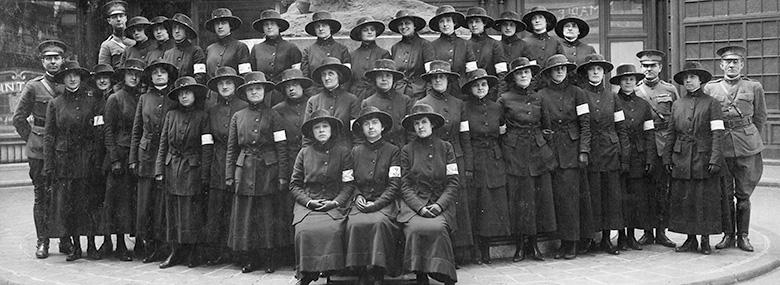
[[683, 73, 701, 91], [500, 22, 516, 37], [398, 19, 415, 37], [361, 25, 377, 41], [470, 79, 489, 99], [178, 90, 195, 106], [468, 17, 484, 34], [438, 17, 455, 34], [151, 67, 169, 86], [131, 26, 148, 42], [282, 82, 303, 99], [214, 20, 231, 37], [562, 22, 580, 40], [430, 74, 448, 93], [321, 69, 340, 89], [172, 24, 188, 41], [263, 21, 280, 37], [216, 79, 235, 98], [374, 72, 394, 92], [153, 25, 169, 41], [313, 121, 332, 142], [63, 73, 81, 90], [361, 117, 384, 142], [587, 65, 604, 84], [315, 22, 331, 38], [245, 84, 265, 103], [414, 117, 432, 138], [549, 66, 567, 83], [531, 14, 547, 33], [124, 70, 140, 87], [513, 68, 532, 88], [620, 76, 637, 93], [95, 75, 112, 91]]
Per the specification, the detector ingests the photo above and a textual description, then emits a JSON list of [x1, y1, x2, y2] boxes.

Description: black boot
[[265, 249, 276, 273], [159, 243, 179, 269], [96, 235, 113, 259], [563, 240, 576, 259], [655, 228, 677, 248], [675, 235, 698, 253], [700, 235, 712, 255], [133, 236, 145, 258], [35, 239, 49, 259], [715, 234, 736, 249], [553, 242, 565, 259], [736, 200, 754, 252], [578, 238, 592, 255], [616, 229, 628, 251], [527, 235, 544, 261], [116, 235, 132, 261], [737, 234, 754, 252], [513, 235, 525, 262], [626, 228, 643, 250], [86, 236, 99, 260], [187, 244, 202, 268], [296, 272, 318, 285], [415, 273, 429, 285], [637, 229, 654, 245], [59, 237, 72, 254], [600, 231, 619, 255], [66, 236, 82, 261], [480, 242, 491, 264]]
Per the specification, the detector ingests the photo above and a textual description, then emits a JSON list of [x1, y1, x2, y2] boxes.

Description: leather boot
[[35, 239, 49, 259], [700, 235, 712, 255], [97, 235, 113, 259], [616, 229, 628, 251], [563, 241, 577, 259], [527, 235, 544, 261], [600, 231, 619, 255], [66, 236, 82, 261], [187, 244, 202, 268], [637, 229, 654, 245], [737, 234, 754, 252], [480, 244, 491, 264], [143, 240, 159, 263], [553, 242, 565, 259], [116, 236, 132, 261], [715, 234, 736, 249], [415, 273, 430, 285], [513, 235, 525, 262], [59, 237, 73, 254], [133, 236, 145, 258], [655, 228, 677, 248], [296, 272, 317, 285], [736, 200, 754, 252], [578, 238, 592, 255], [265, 249, 276, 273], [626, 228, 643, 250], [675, 235, 698, 253], [159, 243, 179, 269]]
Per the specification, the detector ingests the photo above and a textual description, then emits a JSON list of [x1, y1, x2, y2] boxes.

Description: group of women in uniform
[[35, 3, 732, 285]]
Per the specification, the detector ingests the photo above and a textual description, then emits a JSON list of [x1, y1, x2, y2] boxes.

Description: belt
[[725, 117, 752, 129], [33, 118, 45, 127], [549, 121, 577, 131], [169, 149, 197, 157], [654, 121, 669, 130]]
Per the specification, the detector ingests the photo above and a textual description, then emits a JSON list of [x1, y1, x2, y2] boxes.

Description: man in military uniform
[[705, 46, 766, 252], [12, 40, 72, 258], [98, 0, 135, 69], [634, 49, 678, 248]]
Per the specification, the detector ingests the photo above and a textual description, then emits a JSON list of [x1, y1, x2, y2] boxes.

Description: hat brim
[[305, 19, 342, 36], [421, 70, 460, 81], [522, 10, 557, 33], [167, 84, 209, 102], [554, 18, 589, 39], [38, 40, 68, 56], [312, 64, 352, 84], [205, 16, 243, 33], [302, 116, 343, 139], [541, 62, 576, 74], [429, 12, 466, 32], [143, 62, 179, 83], [576, 61, 614, 75], [114, 67, 145, 82], [493, 18, 527, 32], [673, 69, 712, 85], [278, 77, 314, 89], [461, 75, 498, 95], [388, 16, 426, 33], [364, 69, 404, 82], [350, 21, 386, 41], [609, 72, 645, 85], [54, 68, 90, 83], [124, 23, 152, 37], [465, 15, 495, 30], [402, 112, 445, 132], [207, 75, 245, 92], [165, 19, 198, 39], [351, 111, 393, 138], [236, 81, 276, 102], [252, 18, 290, 33], [146, 21, 171, 34], [505, 64, 541, 81]]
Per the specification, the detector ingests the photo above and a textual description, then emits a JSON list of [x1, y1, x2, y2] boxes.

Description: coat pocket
[[263, 151, 278, 165], [139, 137, 149, 150], [673, 140, 682, 153], [608, 132, 619, 144], [567, 127, 579, 141], [534, 134, 547, 147]]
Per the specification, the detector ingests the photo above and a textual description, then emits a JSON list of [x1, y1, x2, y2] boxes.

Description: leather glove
[[542, 129, 554, 142], [225, 178, 234, 186], [315, 200, 339, 211], [664, 164, 673, 174], [307, 199, 325, 210], [707, 163, 721, 175], [355, 195, 368, 212], [428, 204, 443, 216], [578, 153, 589, 167], [419, 207, 435, 218], [644, 163, 655, 175], [128, 163, 137, 174], [111, 161, 124, 175]]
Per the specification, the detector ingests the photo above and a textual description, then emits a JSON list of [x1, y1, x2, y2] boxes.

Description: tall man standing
[[12, 40, 71, 258], [634, 49, 678, 248], [705, 46, 766, 252], [98, 0, 135, 69]]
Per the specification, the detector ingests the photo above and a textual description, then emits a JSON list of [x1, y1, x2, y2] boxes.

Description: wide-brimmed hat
[[541, 54, 576, 74], [421, 60, 460, 81], [388, 10, 426, 33], [465, 7, 495, 29], [351, 106, 393, 138], [252, 9, 290, 33], [168, 76, 209, 102], [505, 57, 541, 81], [461, 68, 498, 95], [115, 58, 146, 82], [207, 66, 244, 92], [577, 54, 614, 75], [555, 14, 589, 39], [493, 11, 527, 32], [716, 46, 747, 60], [102, 0, 127, 17], [37, 40, 68, 57], [236, 71, 275, 101], [364, 59, 404, 82], [402, 103, 445, 132], [124, 16, 152, 38], [165, 13, 198, 39], [143, 59, 178, 83], [350, 16, 385, 41], [205, 8, 242, 32], [302, 109, 343, 139], [146, 16, 170, 35], [609, 64, 645, 85], [305, 11, 342, 37], [54, 60, 90, 83], [311, 57, 351, 84], [673, 61, 712, 85], [277, 68, 313, 89], [636, 49, 665, 64], [522, 6, 557, 33], [429, 5, 466, 32], [91, 64, 114, 78]]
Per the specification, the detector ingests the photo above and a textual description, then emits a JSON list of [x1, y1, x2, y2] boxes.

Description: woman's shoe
[[675, 236, 699, 253]]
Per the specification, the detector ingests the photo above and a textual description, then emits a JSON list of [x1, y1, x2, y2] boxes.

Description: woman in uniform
[[290, 109, 355, 285], [388, 9, 433, 99], [44, 60, 104, 261], [203, 66, 247, 266], [251, 9, 302, 107], [349, 16, 391, 101], [225, 71, 288, 273], [146, 16, 173, 64], [555, 15, 597, 66], [204, 8, 251, 82], [163, 13, 205, 82], [465, 7, 507, 101], [521, 7, 564, 67], [430, 5, 477, 100], [361, 59, 414, 147], [345, 106, 402, 284], [399, 103, 458, 285], [665, 62, 724, 255], [461, 69, 510, 264], [155, 76, 213, 268], [91, 64, 115, 101], [129, 59, 178, 263], [536, 54, 591, 259], [301, 11, 351, 95], [303, 57, 360, 147], [122, 16, 156, 64], [576, 54, 626, 254], [495, 12, 528, 65], [498, 57, 556, 261]]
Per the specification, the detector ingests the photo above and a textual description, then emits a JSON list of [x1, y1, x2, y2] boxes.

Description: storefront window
[[609, 0, 644, 35]]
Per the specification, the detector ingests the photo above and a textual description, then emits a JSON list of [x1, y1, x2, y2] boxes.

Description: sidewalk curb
[[687, 225, 780, 285]]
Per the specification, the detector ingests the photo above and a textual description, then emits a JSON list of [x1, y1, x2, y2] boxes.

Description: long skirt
[[579, 170, 595, 238], [345, 211, 401, 275], [295, 212, 346, 273], [48, 178, 102, 237], [589, 170, 624, 231], [136, 178, 166, 240], [102, 159, 136, 234], [648, 156, 671, 228], [669, 178, 723, 235], [402, 215, 457, 282], [227, 194, 279, 251], [507, 174, 556, 235], [623, 176, 653, 229], [475, 185, 511, 237], [165, 193, 205, 244], [452, 156, 474, 247], [275, 191, 294, 248], [203, 189, 232, 245], [551, 168, 581, 241]]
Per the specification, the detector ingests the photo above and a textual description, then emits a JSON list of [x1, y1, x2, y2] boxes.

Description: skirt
[[345, 211, 401, 274], [507, 174, 557, 235], [165, 193, 205, 244], [475, 185, 511, 237], [589, 170, 624, 231], [402, 215, 457, 282], [295, 212, 346, 273], [669, 178, 723, 235], [203, 189, 232, 245], [102, 168, 136, 234], [136, 178, 166, 240], [623, 176, 653, 229], [551, 168, 581, 241], [275, 191, 294, 248], [47, 178, 102, 237], [579, 169, 595, 238], [452, 156, 474, 247], [227, 194, 280, 251], [649, 156, 671, 228]]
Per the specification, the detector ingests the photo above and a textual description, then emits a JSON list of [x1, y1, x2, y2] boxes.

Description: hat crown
[[210, 8, 234, 19], [372, 59, 397, 71], [280, 68, 306, 81], [171, 13, 194, 27], [92, 64, 114, 74], [243, 71, 269, 83], [509, 57, 536, 70], [394, 9, 415, 18], [409, 103, 436, 115], [427, 60, 453, 73], [103, 0, 127, 16], [717, 45, 746, 58], [214, 66, 238, 77], [127, 16, 151, 27], [435, 5, 458, 15], [355, 16, 378, 26], [681, 61, 705, 71], [122, 58, 146, 70], [637, 49, 665, 62], [312, 11, 334, 22], [320, 57, 345, 66], [174, 76, 199, 88], [527, 6, 550, 13], [259, 9, 282, 19], [466, 7, 489, 17], [615, 64, 639, 75], [357, 106, 382, 117], [150, 16, 168, 25], [37, 40, 68, 55], [544, 54, 571, 67], [309, 109, 335, 121], [583, 54, 607, 63], [465, 69, 490, 82], [498, 11, 520, 20], [61, 60, 84, 71]]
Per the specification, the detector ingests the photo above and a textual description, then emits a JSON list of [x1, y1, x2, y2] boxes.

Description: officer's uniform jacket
[[99, 34, 135, 69], [43, 88, 104, 178], [208, 95, 248, 190], [391, 33, 435, 97], [703, 77, 766, 158], [497, 86, 557, 176], [462, 97, 506, 188], [349, 139, 401, 219], [636, 79, 678, 156], [616, 91, 656, 178], [361, 89, 414, 147], [13, 73, 63, 159], [537, 80, 592, 169], [398, 135, 459, 225], [130, 86, 175, 177]]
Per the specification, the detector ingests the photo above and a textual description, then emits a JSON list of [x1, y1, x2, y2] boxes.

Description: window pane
[[609, 41, 644, 69], [524, 0, 600, 46], [610, 0, 644, 34]]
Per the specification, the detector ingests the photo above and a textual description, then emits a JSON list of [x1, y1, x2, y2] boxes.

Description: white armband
[[710, 120, 725, 130], [643, 120, 655, 131], [342, 169, 354, 182], [459, 121, 470, 132], [273, 130, 287, 142], [201, 134, 214, 145], [292, 63, 302, 69], [93, 115, 104, 126], [193, 63, 206, 74], [343, 63, 351, 69], [424, 61, 432, 72], [445, 163, 458, 175], [350, 119, 356, 128], [238, 63, 252, 74], [613, 111, 625, 122], [465, 61, 478, 72], [499, 124, 507, 135], [576, 103, 590, 116], [389, 166, 401, 178], [494, 62, 508, 73]]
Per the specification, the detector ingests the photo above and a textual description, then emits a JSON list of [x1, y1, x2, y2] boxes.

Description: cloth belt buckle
[[725, 117, 752, 129]]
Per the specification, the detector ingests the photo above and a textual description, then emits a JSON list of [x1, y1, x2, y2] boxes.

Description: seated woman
[[399, 103, 458, 285], [346, 106, 402, 284], [290, 109, 355, 285]]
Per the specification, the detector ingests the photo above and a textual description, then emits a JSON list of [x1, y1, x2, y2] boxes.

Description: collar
[[618, 90, 636, 100], [158, 38, 174, 50], [44, 72, 56, 82], [511, 84, 529, 95], [217, 94, 235, 104], [687, 87, 704, 97], [135, 38, 153, 49], [585, 81, 604, 92], [429, 89, 450, 100], [643, 77, 660, 87], [264, 35, 281, 45], [324, 85, 342, 96], [439, 32, 458, 41], [562, 38, 580, 47], [501, 34, 521, 44], [65, 87, 79, 93], [533, 32, 550, 40], [175, 39, 192, 48], [549, 78, 571, 90], [724, 73, 742, 84], [359, 41, 377, 49], [470, 32, 488, 41], [365, 137, 384, 149], [286, 95, 307, 104], [216, 34, 235, 44], [377, 87, 396, 99], [248, 101, 267, 111], [316, 36, 335, 45], [154, 85, 168, 90], [312, 137, 337, 151], [401, 33, 421, 42]]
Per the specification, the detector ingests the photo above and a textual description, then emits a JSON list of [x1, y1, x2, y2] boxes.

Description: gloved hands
[[579, 153, 589, 167], [644, 163, 655, 175], [664, 164, 673, 174], [314, 200, 339, 211], [707, 163, 721, 175], [111, 161, 124, 175]]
